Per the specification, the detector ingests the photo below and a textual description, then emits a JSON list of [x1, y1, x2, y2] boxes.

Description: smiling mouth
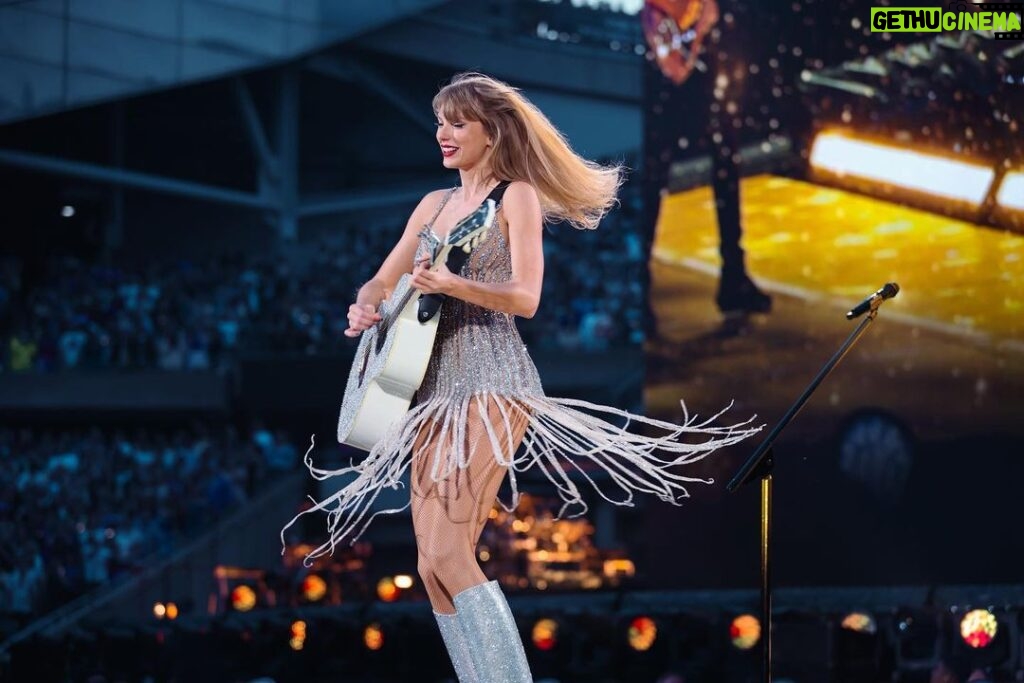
[[441, 146, 458, 157]]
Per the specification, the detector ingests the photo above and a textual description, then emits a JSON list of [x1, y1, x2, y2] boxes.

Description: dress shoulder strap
[[426, 188, 457, 228]]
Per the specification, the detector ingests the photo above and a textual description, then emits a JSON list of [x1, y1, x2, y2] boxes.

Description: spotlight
[[376, 577, 399, 603], [809, 130, 994, 205], [394, 574, 414, 590], [960, 609, 998, 649], [628, 616, 658, 652], [61, 205, 75, 218], [841, 612, 877, 635], [166, 602, 179, 620], [230, 585, 257, 612], [364, 622, 384, 651], [603, 559, 636, 579], [835, 612, 886, 683], [730, 614, 761, 650], [301, 574, 327, 602], [532, 618, 559, 651], [153, 602, 166, 619], [996, 171, 1024, 211], [951, 607, 1012, 673], [290, 620, 307, 651]]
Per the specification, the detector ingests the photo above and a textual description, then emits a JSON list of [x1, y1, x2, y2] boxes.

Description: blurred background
[[0, 0, 1021, 681]]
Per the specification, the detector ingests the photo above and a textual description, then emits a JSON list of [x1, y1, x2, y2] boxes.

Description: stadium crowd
[[0, 185, 645, 374], [0, 424, 298, 629]]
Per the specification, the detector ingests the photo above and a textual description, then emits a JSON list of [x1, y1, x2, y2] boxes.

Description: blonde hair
[[433, 72, 623, 230]]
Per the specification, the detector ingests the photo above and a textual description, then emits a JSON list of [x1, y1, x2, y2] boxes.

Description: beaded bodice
[[414, 189, 543, 401]]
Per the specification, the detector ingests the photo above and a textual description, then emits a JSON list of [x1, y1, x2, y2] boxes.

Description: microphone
[[846, 282, 900, 320]]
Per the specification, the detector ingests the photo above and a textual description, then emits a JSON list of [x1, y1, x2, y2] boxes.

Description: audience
[[0, 182, 645, 374], [0, 424, 298, 624]]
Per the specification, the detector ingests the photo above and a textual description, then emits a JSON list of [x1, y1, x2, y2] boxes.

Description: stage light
[[301, 574, 327, 602], [290, 620, 306, 651], [996, 171, 1024, 211], [835, 612, 885, 682], [393, 574, 414, 589], [960, 609, 998, 648], [628, 616, 658, 652], [603, 559, 636, 579], [166, 602, 179, 620], [377, 577, 399, 602], [809, 131, 994, 205], [230, 585, 257, 612], [532, 618, 559, 651], [364, 623, 384, 651], [61, 205, 75, 218], [730, 614, 761, 650], [841, 612, 877, 634], [153, 602, 166, 619]]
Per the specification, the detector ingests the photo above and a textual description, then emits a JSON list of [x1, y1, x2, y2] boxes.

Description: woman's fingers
[[411, 268, 431, 291], [345, 303, 380, 336]]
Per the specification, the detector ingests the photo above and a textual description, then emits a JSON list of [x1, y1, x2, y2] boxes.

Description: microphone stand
[[726, 288, 897, 683]]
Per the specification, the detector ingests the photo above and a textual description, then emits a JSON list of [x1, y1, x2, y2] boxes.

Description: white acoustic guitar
[[337, 199, 496, 451]]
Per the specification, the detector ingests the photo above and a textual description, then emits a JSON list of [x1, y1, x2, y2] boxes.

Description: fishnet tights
[[412, 396, 529, 615]]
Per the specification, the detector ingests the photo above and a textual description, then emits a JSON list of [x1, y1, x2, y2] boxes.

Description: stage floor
[[652, 174, 1023, 349]]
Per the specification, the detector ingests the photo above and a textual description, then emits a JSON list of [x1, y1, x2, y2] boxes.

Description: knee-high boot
[[434, 610, 480, 683], [452, 580, 533, 683]]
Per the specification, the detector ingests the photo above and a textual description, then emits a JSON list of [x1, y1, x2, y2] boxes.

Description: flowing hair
[[433, 72, 623, 231]]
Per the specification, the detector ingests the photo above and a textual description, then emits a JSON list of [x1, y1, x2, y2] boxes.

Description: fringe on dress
[[280, 393, 759, 564]]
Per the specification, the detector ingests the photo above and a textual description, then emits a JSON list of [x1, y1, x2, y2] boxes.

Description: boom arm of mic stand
[[726, 307, 880, 493]]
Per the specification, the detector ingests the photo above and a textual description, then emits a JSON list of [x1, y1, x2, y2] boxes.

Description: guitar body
[[336, 273, 438, 450], [337, 199, 496, 451], [641, 0, 718, 85]]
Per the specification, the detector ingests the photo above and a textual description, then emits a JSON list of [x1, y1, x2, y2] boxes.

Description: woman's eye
[[452, 123, 464, 129]]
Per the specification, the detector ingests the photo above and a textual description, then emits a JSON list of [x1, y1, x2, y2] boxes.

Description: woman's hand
[[410, 258, 457, 296], [344, 303, 381, 337]]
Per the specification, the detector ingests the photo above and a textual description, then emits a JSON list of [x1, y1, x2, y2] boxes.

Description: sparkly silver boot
[[451, 580, 533, 683], [434, 610, 480, 683]]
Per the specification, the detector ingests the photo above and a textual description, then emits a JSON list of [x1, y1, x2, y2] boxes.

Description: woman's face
[[436, 111, 491, 171]]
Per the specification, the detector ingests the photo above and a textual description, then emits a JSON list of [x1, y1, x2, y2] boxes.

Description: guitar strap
[[417, 181, 511, 324], [485, 181, 511, 204], [444, 180, 509, 264]]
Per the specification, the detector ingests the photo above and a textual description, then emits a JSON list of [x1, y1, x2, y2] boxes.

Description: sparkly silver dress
[[286, 189, 759, 561]]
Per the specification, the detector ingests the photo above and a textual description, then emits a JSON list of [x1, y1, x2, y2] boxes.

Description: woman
[[282, 72, 758, 682]]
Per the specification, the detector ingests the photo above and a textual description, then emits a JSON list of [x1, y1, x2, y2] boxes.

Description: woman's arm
[[345, 189, 448, 336], [410, 181, 544, 319]]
